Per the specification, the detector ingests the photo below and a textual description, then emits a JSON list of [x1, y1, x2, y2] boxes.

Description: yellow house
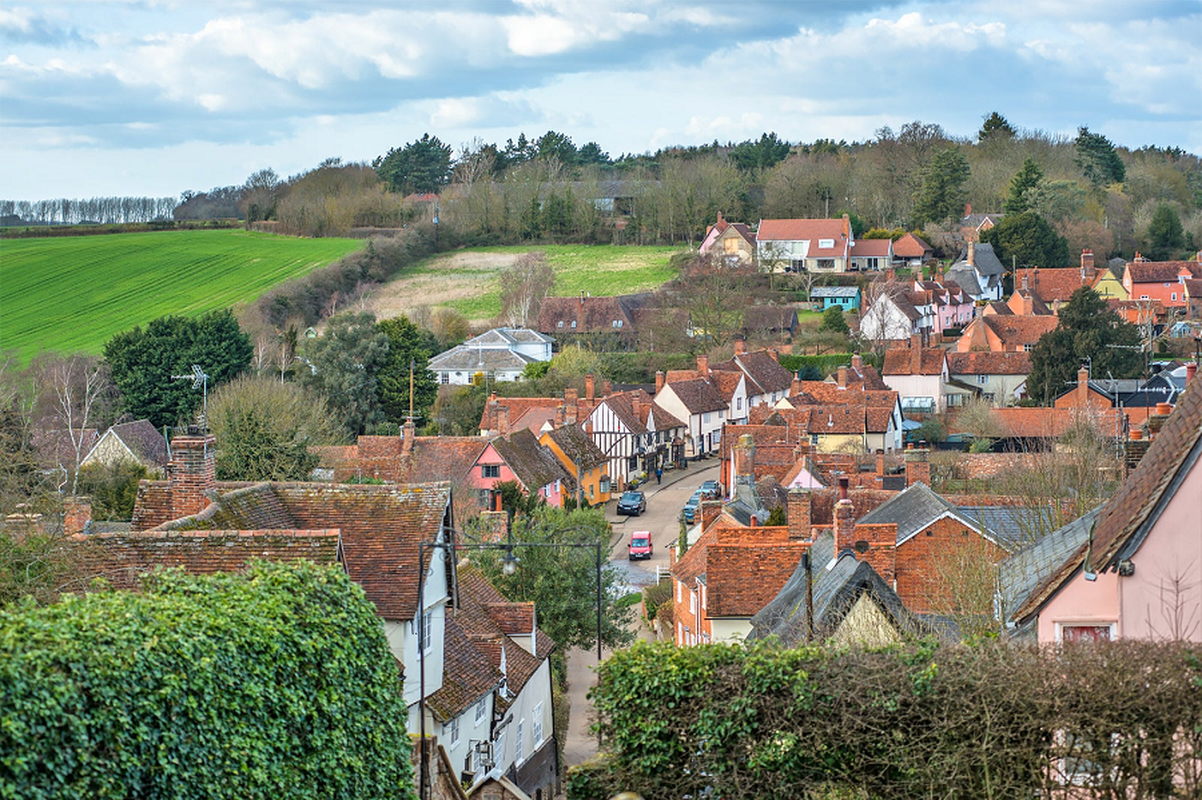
[[539, 426, 612, 507], [1092, 269, 1128, 300]]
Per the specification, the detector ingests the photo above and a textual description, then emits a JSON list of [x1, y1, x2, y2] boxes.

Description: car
[[616, 491, 646, 516], [628, 530, 653, 560], [681, 491, 704, 524], [699, 480, 720, 499]]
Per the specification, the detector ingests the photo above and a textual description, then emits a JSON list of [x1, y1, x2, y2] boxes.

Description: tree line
[[0, 196, 178, 226]]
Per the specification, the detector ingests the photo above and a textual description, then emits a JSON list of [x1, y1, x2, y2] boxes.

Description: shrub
[[0, 561, 415, 799]]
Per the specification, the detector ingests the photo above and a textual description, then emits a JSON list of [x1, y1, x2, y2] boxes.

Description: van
[[628, 531, 653, 560]]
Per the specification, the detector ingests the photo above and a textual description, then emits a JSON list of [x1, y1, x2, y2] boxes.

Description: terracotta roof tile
[[984, 315, 1059, 348], [1126, 261, 1202, 284], [1017, 268, 1092, 305], [706, 540, 808, 617], [663, 377, 728, 414], [893, 233, 932, 258], [427, 618, 503, 721], [882, 347, 946, 377], [947, 351, 1032, 375]]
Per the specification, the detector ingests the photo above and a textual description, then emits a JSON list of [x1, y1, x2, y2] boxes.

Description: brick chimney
[[1021, 270, 1029, 291], [910, 332, 923, 350], [841, 212, 850, 240], [716, 211, 724, 224], [700, 499, 722, 530], [967, 241, 975, 268], [655, 370, 665, 394], [401, 419, 416, 456], [585, 373, 595, 401], [632, 396, 646, 425], [601, 379, 612, 397], [63, 495, 92, 535], [786, 489, 811, 542], [564, 389, 578, 425], [791, 372, 801, 397], [497, 406, 510, 436], [834, 497, 856, 553], [697, 354, 709, 376], [836, 365, 848, 388], [875, 449, 886, 480], [1081, 248, 1095, 281], [1187, 362, 1197, 385], [734, 336, 746, 356], [851, 353, 863, 372], [964, 203, 972, 217], [167, 431, 216, 520], [904, 448, 930, 487], [733, 434, 756, 507], [1076, 366, 1090, 406]]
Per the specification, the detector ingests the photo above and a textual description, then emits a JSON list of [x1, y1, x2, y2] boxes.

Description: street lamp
[[415, 525, 605, 800]]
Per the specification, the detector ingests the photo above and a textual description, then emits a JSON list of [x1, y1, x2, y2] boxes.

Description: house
[[848, 237, 893, 272], [313, 425, 486, 488], [858, 285, 928, 343], [959, 205, 1003, 238], [1054, 366, 1181, 426], [698, 212, 756, 265], [769, 369, 904, 453], [536, 292, 652, 341], [1122, 255, 1202, 309], [947, 241, 1005, 302], [539, 424, 612, 507], [1183, 279, 1202, 319], [80, 419, 168, 476], [892, 232, 933, 267], [956, 314, 1058, 353], [881, 337, 950, 414], [653, 362, 731, 458], [1092, 265, 1129, 300], [584, 387, 685, 486], [1003, 370, 1202, 643], [709, 343, 795, 409], [741, 305, 799, 339], [474, 429, 574, 508], [756, 216, 854, 273], [947, 352, 1031, 406], [913, 276, 974, 331], [428, 328, 553, 385], [811, 286, 861, 312], [1014, 264, 1096, 311]]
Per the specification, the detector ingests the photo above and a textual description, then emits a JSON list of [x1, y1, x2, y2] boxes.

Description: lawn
[[363, 244, 682, 322], [1, 229, 362, 363]]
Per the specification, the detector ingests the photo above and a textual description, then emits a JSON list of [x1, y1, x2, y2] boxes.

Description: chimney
[[579, 290, 585, 308], [875, 449, 886, 479], [697, 354, 709, 376], [749, 514, 758, 528], [851, 353, 863, 372], [767, 348, 779, 362], [1156, 401, 1173, 416], [834, 497, 856, 553], [401, 418, 416, 455], [965, 203, 972, 217], [1077, 366, 1090, 406], [564, 389, 578, 425], [1021, 270, 1029, 291], [167, 431, 217, 520], [602, 379, 612, 397], [837, 475, 849, 501], [886, 266, 895, 282], [632, 396, 646, 424], [655, 370, 665, 394], [967, 241, 975, 268], [717, 211, 724, 223], [787, 489, 811, 542], [841, 212, 850, 239], [734, 336, 746, 356], [910, 332, 922, 350], [585, 373, 595, 401], [700, 499, 722, 530], [733, 434, 756, 507], [791, 371, 801, 397], [1187, 362, 1197, 385], [904, 448, 930, 487], [836, 365, 848, 389], [63, 495, 92, 535], [497, 406, 510, 436], [1081, 248, 1095, 280]]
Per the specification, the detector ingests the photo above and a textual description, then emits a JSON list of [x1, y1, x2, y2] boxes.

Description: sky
[[2, 0, 1200, 200]]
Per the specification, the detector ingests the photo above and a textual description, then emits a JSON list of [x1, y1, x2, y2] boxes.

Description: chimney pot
[[655, 370, 665, 394], [697, 354, 709, 376], [1187, 363, 1197, 385], [585, 373, 595, 401], [837, 365, 848, 388], [1156, 401, 1173, 416]]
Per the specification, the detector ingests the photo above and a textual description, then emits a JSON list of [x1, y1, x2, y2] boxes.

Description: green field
[[365, 244, 682, 322], [1, 229, 363, 362]]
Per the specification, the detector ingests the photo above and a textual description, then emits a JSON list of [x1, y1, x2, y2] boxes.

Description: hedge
[[570, 639, 1202, 800], [778, 352, 870, 377], [0, 561, 415, 800]]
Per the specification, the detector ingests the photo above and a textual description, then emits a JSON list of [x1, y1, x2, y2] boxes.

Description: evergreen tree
[[373, 133, 452, 194], [375, 316, 438, 426], [1004, 158, 1044, 215], [1144, 204, 1186, 260], [912, 147, 970, 227], [978, 111, 1015, 141], [730, 132, 792, 172], [981, 211, 1070, 269], [819, 306, 850, 336], [302, 312, 390, 436], [1074, 126, 1126, 187]]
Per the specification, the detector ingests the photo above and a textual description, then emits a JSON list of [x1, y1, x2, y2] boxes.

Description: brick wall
[[894, 517, 1008, 614], [953, 452, 1039, 480]]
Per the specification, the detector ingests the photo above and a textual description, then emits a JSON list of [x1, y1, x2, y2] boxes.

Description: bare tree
[[929, 535, 1002, 641], [33, 355, 114, 494], [667, 252, 754, 348], [498, 251, 554, 327]]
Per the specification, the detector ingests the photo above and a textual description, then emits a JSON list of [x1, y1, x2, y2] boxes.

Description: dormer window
[[819, 238, 835, 249], [571, 320, 577, 328], [557, 321, 564, 328]]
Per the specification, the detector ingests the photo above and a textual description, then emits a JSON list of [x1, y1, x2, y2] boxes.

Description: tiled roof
[[72, 528, 341, 591], [709, 349, 794, 397], [479, 396, 565, 434], [709, 370, 743, 403], [1017, 268, 1091, 305], [983, 300, 1014, 316], [742, 306, 798, 332], [983, 315, 1059, 348], [1010, 289, 1052, 315], [955, 241, 1005, 276], [647, 402, 686, 431], [594, 391, 647, 434], [756, 218, 850, 257], [988, 407, 1125, 439], [426, 618, 503, 721], [536, 293, 653, 334], [1126, 261, 1202, 284], [428, 345, 537, 373], [793, 381, 898, 407], [32, 427, 99, 470], [882, 346, 946, 376], [1183, 278, 1202, 298], [455, 563, 555, 696], [107, 419, 168, 467], [491, 429, 574, 493], [851, 238, 892, 258], [546, 424, 608, 471], [706, 538, 807, 618], [893, 233, 932, 258], [402, 437, 488, 484], [663, 377, 728, 414], [947, 351, 1032, 376], [718, 424, 802, 459]]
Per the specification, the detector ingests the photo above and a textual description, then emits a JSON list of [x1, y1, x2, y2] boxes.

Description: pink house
[[1004, 371, 1202, 642], [471, 429, 572, 508]]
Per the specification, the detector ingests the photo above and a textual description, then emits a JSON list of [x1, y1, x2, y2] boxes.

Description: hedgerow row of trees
[[0, 196, 178, 226]]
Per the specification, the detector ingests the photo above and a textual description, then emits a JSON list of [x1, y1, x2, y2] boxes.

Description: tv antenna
[[172, 364, 210, 428]]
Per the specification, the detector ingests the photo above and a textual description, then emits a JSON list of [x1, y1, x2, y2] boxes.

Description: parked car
[[699, 480, 720, 499], [628, 530, 653, 560], [682, 491, 703, 524], [617, 491, 646, 516]]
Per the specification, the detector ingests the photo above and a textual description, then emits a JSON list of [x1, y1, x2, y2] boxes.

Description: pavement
[[558, 459, 722, 776]]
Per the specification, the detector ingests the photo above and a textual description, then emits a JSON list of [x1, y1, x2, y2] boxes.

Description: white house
[[881, 340, 951, 414], [756, 216, 854, 273], [654, 376, 729, 458], [710, 345, 795, 410], [428, 328, 554, 385], [859, 289, 928, 343]]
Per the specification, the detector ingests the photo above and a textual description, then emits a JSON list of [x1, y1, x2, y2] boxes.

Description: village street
[[559, 460, 721, 772]]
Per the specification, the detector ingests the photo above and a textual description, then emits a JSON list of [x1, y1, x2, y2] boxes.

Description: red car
[[628, 531, 653, 560]]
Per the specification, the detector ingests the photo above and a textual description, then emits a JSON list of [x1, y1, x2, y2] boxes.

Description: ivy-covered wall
[[0, 561, 416, 800]]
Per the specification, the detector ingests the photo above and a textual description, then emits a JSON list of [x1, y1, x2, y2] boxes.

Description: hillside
[[1, 229, 362, 363], [361, 244, 681, 323]]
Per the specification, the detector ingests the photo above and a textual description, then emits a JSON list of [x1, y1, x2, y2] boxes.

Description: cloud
[[0, 7, 89, 46]]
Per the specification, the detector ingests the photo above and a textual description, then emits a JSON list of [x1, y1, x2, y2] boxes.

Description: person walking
[[655, 466, 662, 485]]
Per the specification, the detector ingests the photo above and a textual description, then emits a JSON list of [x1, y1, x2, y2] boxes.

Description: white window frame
[[446, 716, 460, 746], [689, 590, 696, 615], [422, 610, 433, 652], [475, 698, 487, 724], [533, 703, 544, 746], [515, 719, 524, 764]]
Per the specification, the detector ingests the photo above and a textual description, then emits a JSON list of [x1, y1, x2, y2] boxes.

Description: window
[[977, 374, 988, 385], [532, 703, 544, 746], [440, 373, 449, 384], [1141, 294, 1150, 300], [703, 412, 711, 423], [736, 397, 742, 411], [515, 720, 524, 763], [718, 410, 725, 419], [421, 610, 433, 652], [1056, 623, 1115, 642], [482, 464, 500, 479], [1171, 292, 1178, 301], [445, 716, 460, 746], [628, 455, 638, 470], [676, 580, 682, 602], [1023, 344, 1033, 352], [557, 320, 564, 328], [816, 259, 835, 270], [475, 698, 487, 723], [818, 238, 835, 249], [689, 590, 696, 614], [570, 320, 577, 328]]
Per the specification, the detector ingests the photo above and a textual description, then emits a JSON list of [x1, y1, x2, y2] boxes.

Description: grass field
[[1, 229, 362, 363], [362, 244, 682, 322]]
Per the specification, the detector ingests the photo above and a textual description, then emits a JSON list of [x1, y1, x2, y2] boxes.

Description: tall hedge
[[0, 561, 415, 800]]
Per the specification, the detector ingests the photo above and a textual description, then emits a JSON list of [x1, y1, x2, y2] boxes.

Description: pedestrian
[[655, 466, 662, 485]]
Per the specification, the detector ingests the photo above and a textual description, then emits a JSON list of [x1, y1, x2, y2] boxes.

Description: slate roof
[[546, 424, 608, 472], [32, 427, 99, 470], [811, 287, 861, 299], [749, 533, 915, 646], [465, 328, 553, 346], [882, 347, 946, 377], [426, 618, 504, 721], [72, 528, 341, 592], [1002, 507, 1102, 629], [947, 351, 1032, 376], [94, 419, 168, 468], [428, 345, 539, 373], [956, 505, 1049, 552], [945, 265, 983, 298], [956, 242, 1005, 277], [664, 377, 728, 414], [856, 482, 1002, 547], [742, 305, 798, 333], [491, 429, 574, 493]]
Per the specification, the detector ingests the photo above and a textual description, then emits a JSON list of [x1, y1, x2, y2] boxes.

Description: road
[[559, 459, 721, 773]]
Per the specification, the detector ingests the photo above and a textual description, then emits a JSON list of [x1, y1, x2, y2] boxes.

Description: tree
[[1144, 204, 1186, 260], [29, 354, 114, 494], [576, 141, 611, 166], [75, 459, 147, 521], [912, 146, 970, 227], [730, 133, 792, 172], [819, 306, 849, 336], [374, 133, 452, 195], [207, 376, 346, 481], [978, 111, 1015, 141], [375, 316, 438, 426], [464, 505, 635, 653], [239, 168, 282, 224], [430, 384, 486, 436], [104, 310, 253, 429], [668, 253, 754, 347], [535, 130, 578, 166], [428, 307, 470, 350], [302, 312, 390, 436], [1074, 126, 1126, 187], [981, 211, 1070, 269], [1004, 158, 1044, 215], [498, 252, 555, 328], [1026, 288, 1142, 404]]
